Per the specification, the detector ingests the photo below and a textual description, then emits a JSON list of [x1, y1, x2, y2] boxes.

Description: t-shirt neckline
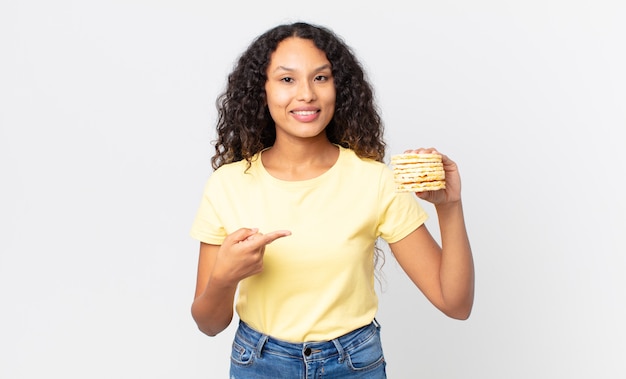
[[254, 145, 345, 188]]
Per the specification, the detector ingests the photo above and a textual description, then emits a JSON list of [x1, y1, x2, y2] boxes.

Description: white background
[[1, 0, 625, 378]]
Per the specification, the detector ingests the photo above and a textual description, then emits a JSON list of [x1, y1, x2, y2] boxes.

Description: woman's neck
[[261, 139, 339, 181]]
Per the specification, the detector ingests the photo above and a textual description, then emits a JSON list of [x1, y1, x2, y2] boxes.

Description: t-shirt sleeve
[[189, 173, 228, 245], [376, 165, 429, 243]]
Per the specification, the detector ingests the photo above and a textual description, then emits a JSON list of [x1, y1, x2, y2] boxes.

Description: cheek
[[322, 87, 336, 106], [265, 89, 292, 111], [329, 94, 337, 107], [265, 96, 288, 121], [324, 93, 336, 113]]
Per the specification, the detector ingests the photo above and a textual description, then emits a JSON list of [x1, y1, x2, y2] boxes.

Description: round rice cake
[[393, 163, 444, 173], [391, 152, 446, 192], [394, 170, 446, 183], [391, 153, 443, 165], [396, 180, 446, 192]]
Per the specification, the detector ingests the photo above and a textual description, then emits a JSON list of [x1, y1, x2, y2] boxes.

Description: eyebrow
[[272, 64, 332, 73]]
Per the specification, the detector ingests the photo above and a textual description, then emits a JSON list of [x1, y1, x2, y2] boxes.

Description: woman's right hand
[[211, 227, 292, 286]]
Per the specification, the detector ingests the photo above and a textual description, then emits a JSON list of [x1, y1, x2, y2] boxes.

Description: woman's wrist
[[434, 198, 463, 214]]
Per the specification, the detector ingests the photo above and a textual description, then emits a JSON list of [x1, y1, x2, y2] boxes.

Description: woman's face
[[265, 37, 336, 142]]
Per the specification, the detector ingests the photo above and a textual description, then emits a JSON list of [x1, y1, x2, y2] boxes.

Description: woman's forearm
[[436, 200, 475, 319], [191, 276, 238, 336]]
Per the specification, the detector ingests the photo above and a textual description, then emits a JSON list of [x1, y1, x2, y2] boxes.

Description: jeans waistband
[[235, 319, 381, 362]]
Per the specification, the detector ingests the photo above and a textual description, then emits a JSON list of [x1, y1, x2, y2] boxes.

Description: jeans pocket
[[230, 339, 255, 366], [345, 329, 386, 372]]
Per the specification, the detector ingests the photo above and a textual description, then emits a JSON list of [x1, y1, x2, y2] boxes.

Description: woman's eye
[[280, 77, 294, 83], [315, 75, 328, 82]]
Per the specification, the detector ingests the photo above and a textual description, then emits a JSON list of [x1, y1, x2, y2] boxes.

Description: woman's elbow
[[190, 303, 232, 337], [443, 300, 473, 320], [196, 324, 222, 337]]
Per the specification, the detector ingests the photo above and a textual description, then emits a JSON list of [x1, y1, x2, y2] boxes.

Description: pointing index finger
[[262, 230, 292, 245]]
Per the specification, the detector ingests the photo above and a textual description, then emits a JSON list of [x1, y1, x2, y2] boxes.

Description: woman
[[190, 21, 474, 378]]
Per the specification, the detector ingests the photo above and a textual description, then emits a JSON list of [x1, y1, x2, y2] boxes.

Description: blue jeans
[[230, 320, 387, 378]]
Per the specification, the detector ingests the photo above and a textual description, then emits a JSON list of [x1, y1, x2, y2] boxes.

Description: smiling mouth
[[292, 110, 318, 116]]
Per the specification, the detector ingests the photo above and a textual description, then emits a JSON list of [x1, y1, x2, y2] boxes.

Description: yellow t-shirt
[[190, 146, 428, 342]]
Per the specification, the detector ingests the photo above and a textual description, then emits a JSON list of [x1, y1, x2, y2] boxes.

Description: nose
[[297, 81, 316, 102]]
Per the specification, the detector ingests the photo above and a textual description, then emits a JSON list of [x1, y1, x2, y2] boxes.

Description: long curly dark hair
[[211, 22, 386, 170]]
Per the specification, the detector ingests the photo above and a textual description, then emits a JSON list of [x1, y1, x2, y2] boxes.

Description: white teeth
[[293, 111, 316, 115]]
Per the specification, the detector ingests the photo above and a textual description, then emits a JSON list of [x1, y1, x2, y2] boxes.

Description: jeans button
[[304, 347, 312, 356]]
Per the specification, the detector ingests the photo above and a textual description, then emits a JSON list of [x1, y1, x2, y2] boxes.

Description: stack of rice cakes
[[391, 153, 446, 192]]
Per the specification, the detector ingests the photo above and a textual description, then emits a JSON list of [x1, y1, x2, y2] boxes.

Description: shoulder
[[339, 147, 388, 172], [212, 160, 248, 176], [211, 156, 258, 178], [205, 156, 260, 191], [339, 148, 392, 186]]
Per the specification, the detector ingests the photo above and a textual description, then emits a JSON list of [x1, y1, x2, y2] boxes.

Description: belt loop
[[373, 318, 382, 331], [255, 334, 269, 359], [331, 338, 346, 363]]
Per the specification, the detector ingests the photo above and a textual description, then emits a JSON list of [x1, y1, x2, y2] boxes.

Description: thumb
[[225, 227, 260, 244]]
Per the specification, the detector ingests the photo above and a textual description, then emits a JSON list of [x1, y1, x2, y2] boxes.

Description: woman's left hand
[[403, 148, 462, 205]]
